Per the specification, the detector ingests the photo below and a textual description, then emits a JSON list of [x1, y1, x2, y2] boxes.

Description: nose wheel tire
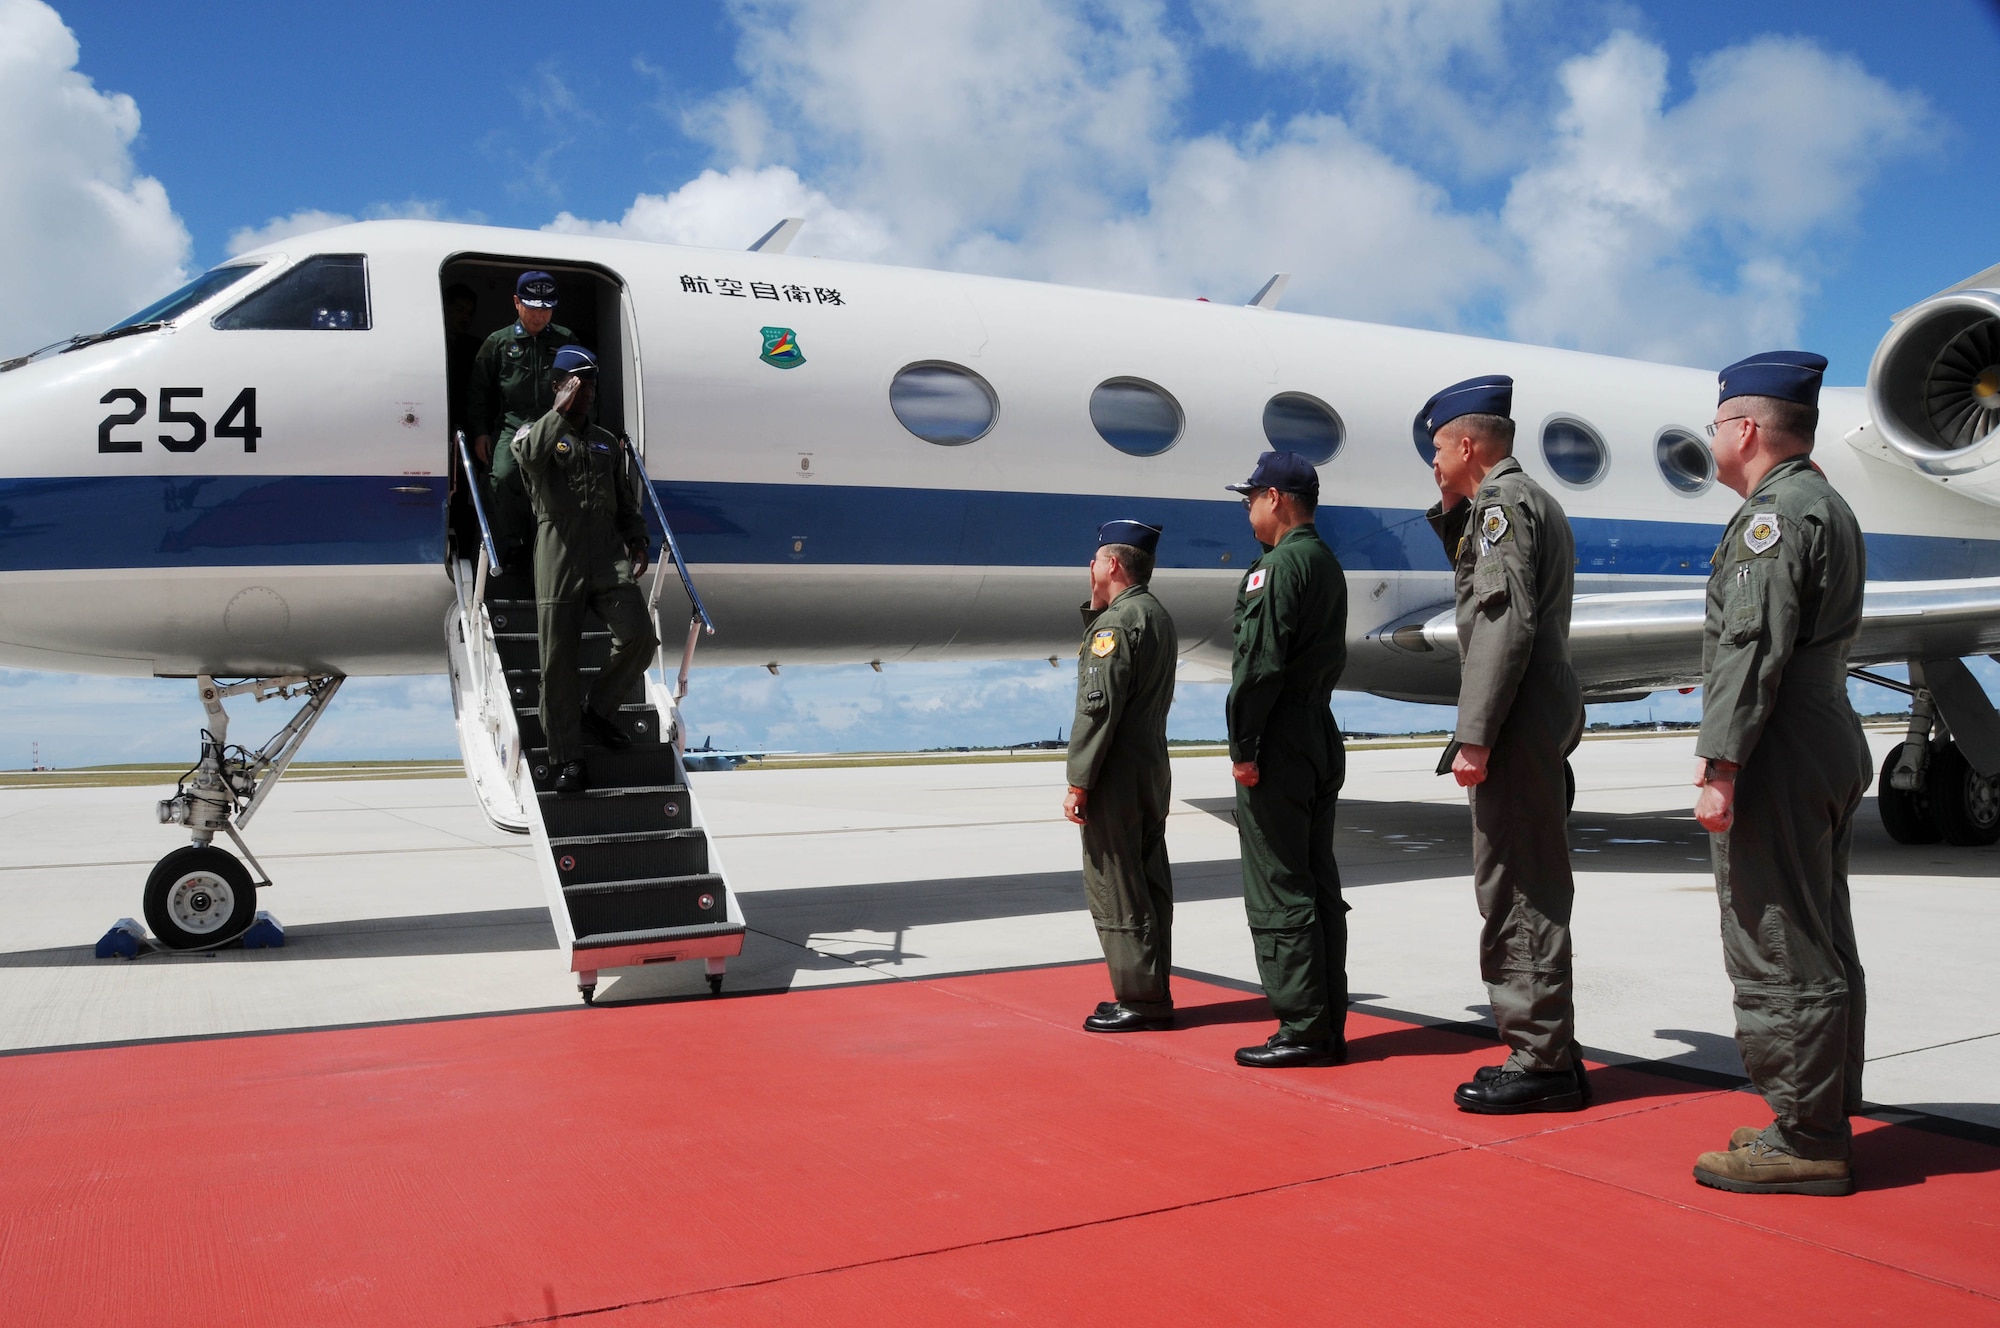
[[143, 845, 257, 950]]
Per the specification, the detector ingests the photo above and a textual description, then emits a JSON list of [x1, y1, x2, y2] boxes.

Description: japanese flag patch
[[1090, 629, 1118, 658], [1742, 513, 1782, 555], [1245, 568, 1268, 594]]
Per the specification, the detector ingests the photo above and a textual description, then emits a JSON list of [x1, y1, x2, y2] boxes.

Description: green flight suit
[[1067, 584, 1180, 1017], [1427, 456, 1585, 1075], [467, 319, 577, 556], [512, 409, 659, 766], [1698, 454, 1870, 1162], [1227, 523, 1349, 1044]]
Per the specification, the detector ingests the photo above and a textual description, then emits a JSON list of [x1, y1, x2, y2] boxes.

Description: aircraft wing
[[1409, 578, 2000, 697]]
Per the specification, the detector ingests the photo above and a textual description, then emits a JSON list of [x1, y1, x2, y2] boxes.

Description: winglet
[[1248, 273, 1289, 310], [749, 218, 805, 254]]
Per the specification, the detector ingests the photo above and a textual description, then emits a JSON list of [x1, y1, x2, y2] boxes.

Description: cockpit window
[[107, 263, 264, 330], [213, 255, 371, 331]]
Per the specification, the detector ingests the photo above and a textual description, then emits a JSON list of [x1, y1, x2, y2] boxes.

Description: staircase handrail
[[627, 445, 715, 639], [455, 430, 504, 575]]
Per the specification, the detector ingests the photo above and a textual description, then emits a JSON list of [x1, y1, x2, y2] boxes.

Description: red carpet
[[0, 965, 1994, 1326]]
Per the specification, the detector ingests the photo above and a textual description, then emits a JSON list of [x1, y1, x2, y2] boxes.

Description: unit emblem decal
[[1091, 629, 1118, 658], [759, 326, 805, 369], [1743, 513, 1782, 555]]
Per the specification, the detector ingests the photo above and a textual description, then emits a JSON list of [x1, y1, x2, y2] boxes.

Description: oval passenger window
[[1541, 417, 1608, 487], [1655, 428, 1713, 494], [1090, 378, 1183, 457], [1262, 393, 1344, 464], [890, 363, 997, 446]]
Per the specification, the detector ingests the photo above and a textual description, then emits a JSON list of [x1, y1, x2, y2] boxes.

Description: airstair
[[445, 432, 743, 1003]]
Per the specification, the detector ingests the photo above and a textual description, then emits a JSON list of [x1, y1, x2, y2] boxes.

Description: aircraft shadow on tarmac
[[0, 907, 559, 968]]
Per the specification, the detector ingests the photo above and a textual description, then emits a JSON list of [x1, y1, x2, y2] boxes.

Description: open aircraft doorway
[[437, 254, 643, 568]]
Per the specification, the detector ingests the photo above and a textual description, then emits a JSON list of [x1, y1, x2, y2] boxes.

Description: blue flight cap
[[1225, 450, 1320, 497], [516, 270, 558, 308], [552, 344, 597, 376], [1097, 520, 1162, 554], [1418, 374, 1513, 438], [1717, 350, 1827, 407]]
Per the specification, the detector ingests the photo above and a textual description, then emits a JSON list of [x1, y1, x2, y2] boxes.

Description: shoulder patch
[[1245, 568, 1268, 594], [1090, 629, 1118, 658], [554, 437, 572, 456], [1742, 513, 1781, 556], [1481, 506, 1510, 544]]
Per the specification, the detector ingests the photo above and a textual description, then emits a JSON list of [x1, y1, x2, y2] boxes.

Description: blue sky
[[3, 0, 1998, 764]]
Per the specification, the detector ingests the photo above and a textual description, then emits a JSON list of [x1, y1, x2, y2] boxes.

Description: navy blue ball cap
[[1418, 374, 1513, 438], [516, 270, 558, 308], [1718, 350, 1827, 408], [552, 344, 597, 376], [1225, 450, 1320, 496], [1097, 520, 1162, 554]]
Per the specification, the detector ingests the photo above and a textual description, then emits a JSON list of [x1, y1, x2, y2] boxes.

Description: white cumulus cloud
[[1502, 32, 1930, 365], [0, 0, 190, 355], [225, 199, 457, 257], [545, 165, 895, 259]]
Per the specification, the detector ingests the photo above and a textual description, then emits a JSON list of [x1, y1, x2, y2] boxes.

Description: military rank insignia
[[759, 326, 805, 369], [1743, 513, 1782, 555], [1245, 568, 1267, 594], [1091, 629, 1118, 657]]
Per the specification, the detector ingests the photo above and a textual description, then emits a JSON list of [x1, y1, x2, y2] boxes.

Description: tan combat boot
[[1729, 1125, 1762, 1150], [1693, 1139, 1854, 1196]]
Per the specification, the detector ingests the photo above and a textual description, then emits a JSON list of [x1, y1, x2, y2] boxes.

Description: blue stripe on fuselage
[[1, 475, 1997, 581]]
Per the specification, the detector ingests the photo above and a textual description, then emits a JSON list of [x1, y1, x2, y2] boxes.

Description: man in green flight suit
[[512, 345, 660, 796], [1421, 374, 1591, 1114], [1223, 451, 1350, 1068], [1690, 351, 1870, 1197], [469, 270, 579, 562], [1064, 520, 1179, 1033]]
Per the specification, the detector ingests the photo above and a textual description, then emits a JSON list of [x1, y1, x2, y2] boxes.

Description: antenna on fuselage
[[1247, 273, 1290, 310], [749, 218, 805, 254]]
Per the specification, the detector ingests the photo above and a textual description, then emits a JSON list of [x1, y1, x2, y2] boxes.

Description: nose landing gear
[[144, 673, 342, 950]]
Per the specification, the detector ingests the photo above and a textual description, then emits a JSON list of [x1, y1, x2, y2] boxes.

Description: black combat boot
[[553, 759, 588, 794], [580, 708, 632, 750]]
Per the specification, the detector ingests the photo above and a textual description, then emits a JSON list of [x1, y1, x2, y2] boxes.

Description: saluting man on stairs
[[512, 345, 660, 795]]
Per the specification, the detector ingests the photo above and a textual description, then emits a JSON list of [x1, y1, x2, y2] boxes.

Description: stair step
[[563, 873, 728, 936], [504, 668, 646, 710], [528, 744, 684, 791], [572, 921, 743, 952], [494, 632, 614, 672], [538, 785, 693, 837], [516, 704, 661, 752], [548, 828, 709, 885]]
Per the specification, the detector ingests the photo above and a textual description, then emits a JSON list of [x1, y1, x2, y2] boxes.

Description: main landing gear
[[1862, 662, 2000, 848], [147, 674, 343, 948]]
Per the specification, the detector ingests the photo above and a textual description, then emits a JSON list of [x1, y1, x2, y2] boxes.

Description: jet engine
[[1865, 285, 2000, 506]]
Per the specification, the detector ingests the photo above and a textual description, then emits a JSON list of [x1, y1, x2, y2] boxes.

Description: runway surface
[[1, 732, 1995, 1323]]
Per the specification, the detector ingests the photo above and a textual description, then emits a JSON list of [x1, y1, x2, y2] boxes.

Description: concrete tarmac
[[2, 732, 1993, 1131]]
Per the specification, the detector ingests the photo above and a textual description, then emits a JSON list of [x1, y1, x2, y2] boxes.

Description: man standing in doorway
[[1422, 374, 1590, 1115], [1064, 520, 1179, 1033], [469, 271, 578, 562], [1224, 451, 1350, 1069], [1691, 351, 1869, 1197]]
